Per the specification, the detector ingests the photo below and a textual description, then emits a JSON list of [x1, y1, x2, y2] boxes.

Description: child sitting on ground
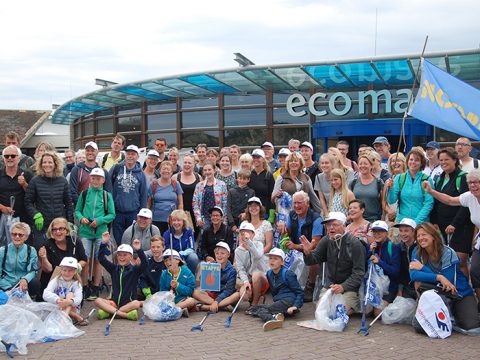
[[246, 248, 304, 331], [193, 241, 238, 312], [43, 257, 86, 325], [159, 249, 196, 317], [138, 235, 166, 300], [95, 232, 147, 321]]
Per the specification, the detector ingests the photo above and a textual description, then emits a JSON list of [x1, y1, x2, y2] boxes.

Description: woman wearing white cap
[[244, 197, 273, 254]]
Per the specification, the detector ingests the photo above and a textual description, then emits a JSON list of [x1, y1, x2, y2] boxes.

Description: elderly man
[[455, 137, 478, 173], [121, 208, 160, 252], [288, 139, 300, 153], [0, 146, 33, 233], [0, 131, 35, 171], [70, 141, 111, 205], [101, 134, 125, 171], [110, 145, 147, 246], [300, 212, 366, 315], [281, 191, 323, 302], [373, 136, 391, 170]]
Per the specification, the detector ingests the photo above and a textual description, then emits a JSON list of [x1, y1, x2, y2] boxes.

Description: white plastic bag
[[314, 289, 349, 332], [359, 263, 390, 310], [143, 291, 182, 322], [382, 296, 417, 324], [284, 250, 308, 289], [40, 310, 84, 342]]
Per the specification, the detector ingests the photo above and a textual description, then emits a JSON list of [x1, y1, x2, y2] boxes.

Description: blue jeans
[[183, 252, 199, 275], [112, 210, 137, 246]]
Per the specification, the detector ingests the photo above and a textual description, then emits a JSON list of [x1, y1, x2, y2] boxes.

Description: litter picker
[[366, 307, 387, 332], [225, 291, 246, 328], [358, 261, 374, 336], [105, 311, 117, 336], [1, 339, 14, 358], [191, 311, 214, 331]]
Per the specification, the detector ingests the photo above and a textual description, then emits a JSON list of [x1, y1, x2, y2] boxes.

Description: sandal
[[74, 318, 89, 326]]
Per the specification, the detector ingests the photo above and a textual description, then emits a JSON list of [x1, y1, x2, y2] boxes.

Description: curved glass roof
[[51, 49, 480, 124]]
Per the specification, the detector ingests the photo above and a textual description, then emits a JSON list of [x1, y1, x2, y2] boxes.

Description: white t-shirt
[[460, 158, 478, 174], [459, 192, 480, 228]]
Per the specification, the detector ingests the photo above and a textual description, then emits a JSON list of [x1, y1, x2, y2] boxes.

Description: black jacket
[[226, 185, 255, 227]]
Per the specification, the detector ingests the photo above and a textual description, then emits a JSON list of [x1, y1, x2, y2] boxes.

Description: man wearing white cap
[[300, 141, 320, 187], [261, 142, 280, 172], [121, 208, 161, 251], [69, 141, 112, 205], [394, 218, 417, 299], [109, 144, 148, 246], [234, 221, 269, 305], [301, 211, 366, 315], [368, 220, 401, 314]]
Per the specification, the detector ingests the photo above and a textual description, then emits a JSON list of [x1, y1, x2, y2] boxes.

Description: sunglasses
[[11, 232, 25, 238], [4, 154, 17, 159]]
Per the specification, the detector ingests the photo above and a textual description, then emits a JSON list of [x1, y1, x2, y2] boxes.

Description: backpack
[[81, 189, 109, 215], [398, 172, 429, 192], [101, 152, 125, 169], [1, 244, 32, 278], [266, 267, 287, 285], [434, 171, 466, 193], [350, 177, 383, 199]]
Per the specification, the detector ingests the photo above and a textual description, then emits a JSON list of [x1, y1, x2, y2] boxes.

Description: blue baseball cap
[[373, 136, 389, 145], [426, 141, 440, 150]]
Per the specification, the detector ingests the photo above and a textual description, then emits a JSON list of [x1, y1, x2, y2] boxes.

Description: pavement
[[12, 297, 479, 360]]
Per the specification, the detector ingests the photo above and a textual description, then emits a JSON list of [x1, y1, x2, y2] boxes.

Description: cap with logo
[[161, 249, 183, 265], [251, 149, 265, 158], [126, 145, 140, 154], [371, 220, 389, 232], [147, 149, 160, 157], [215, 241, 231, 253], [278, 148, 291, 157], [300, 141, 313, 151], [239, 221, 255, 233], [393, 218, 417, 229], [268, 248, 286, 261], [117, 244, 134, 255], [60, 257, 78, 268], [90, 168, 105, 178], [137, 208, 152, 219]]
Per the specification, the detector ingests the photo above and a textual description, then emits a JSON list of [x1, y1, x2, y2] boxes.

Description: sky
[[1, 0, 479, 110]]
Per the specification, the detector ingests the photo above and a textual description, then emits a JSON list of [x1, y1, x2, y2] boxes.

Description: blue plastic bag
[[143, 291, 182, 322]]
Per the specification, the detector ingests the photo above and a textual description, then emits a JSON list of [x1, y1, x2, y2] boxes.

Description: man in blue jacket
[[109, 145, 147, 246]]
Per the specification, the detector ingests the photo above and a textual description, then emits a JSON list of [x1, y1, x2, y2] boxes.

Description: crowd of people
[[1, 130, 480, 333]]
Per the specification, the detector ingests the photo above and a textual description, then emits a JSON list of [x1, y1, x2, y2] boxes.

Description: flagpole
[[395, 35, 429, 155]]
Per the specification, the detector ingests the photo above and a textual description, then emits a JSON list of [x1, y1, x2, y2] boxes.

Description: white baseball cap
[[85, 141, 98, 150], [247, 196, 262, 206], [371, 220, 389, 232], [161, 249, 183, 265], [117, 244, 133, 255], [126, 145, 140, 154], [137, 208, 152, 219], [251, 149, 265, 158], [393, 218, 417, 229], [322, 212, 347, 225], [261, 142, 274, 149], [268, 248, 286, 261], [60, 257, 78, 269], [208, 206, 224, 216], [90, 168, 105, 178], [300, 141, 313, 151], [239, 221, 255, 233], [147, 149, 160, 157], [215, 241, 231, 254], [278, 148, 291, 157]]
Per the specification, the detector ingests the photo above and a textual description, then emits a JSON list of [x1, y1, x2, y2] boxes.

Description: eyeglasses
[[455, 142, 471, 147], [52, 227, 67, 232], [11, 232, 25, 238], [467, 180, 480, 186], [3, 154, 17, 159]]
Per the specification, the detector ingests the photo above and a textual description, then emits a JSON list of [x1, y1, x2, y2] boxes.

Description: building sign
[[287, 89, 412, 117]]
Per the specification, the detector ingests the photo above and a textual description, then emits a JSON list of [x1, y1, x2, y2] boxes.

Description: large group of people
[[1, 130, 480, 334]]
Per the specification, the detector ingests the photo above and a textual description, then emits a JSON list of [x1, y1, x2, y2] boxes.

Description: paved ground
[[12, 297, 479, 360]]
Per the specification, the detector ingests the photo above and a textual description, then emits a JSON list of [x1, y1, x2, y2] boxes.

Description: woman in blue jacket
[[386, 147, 434, 224], [162, 210, 199, 274], [409, 222, 479, 330]]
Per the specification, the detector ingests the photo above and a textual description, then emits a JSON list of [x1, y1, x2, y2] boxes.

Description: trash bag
[[0, 290, 8, 305], [359, 263, 390, 310], [414, 289, 452, 339], [40, 310, 84, 342], [283, 250, 307, 289], [143, 291, 182, 322], [453, 325, 480, 336], [313, 263, 329, 303], [6, 287, 32, 305], [314, 289, 349, 332], [382, 296, 417, 324]]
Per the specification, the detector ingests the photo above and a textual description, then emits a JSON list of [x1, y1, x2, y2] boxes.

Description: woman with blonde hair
[[328, 147, 355, 184], [239, 153, 253, 171], [168, 147, 182, 174], [369, 151, 391, 182], [328, 169, 355, 216], [25, 151, 73, 248], [30, 142, 56, 175], [314, 153, 336, 216]]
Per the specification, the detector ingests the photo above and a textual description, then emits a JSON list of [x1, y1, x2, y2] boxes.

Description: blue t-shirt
[[148, 182, 184, 222], [286, 215, 324, 242]]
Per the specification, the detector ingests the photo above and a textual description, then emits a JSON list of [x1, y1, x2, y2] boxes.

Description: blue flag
[[408, 59, 480, 140]]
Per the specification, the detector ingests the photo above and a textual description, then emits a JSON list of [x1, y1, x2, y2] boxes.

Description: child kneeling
[[246, 248, 304, 331], [43, 257, 87, 325], [95, 232, 147, 321], [159, 249, 196, 316]]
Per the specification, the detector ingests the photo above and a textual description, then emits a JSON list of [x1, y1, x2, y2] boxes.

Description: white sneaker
[[263, 318, 283, 331]]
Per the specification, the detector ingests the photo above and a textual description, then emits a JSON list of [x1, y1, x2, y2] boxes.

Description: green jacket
[[75, 186, 115, 239]]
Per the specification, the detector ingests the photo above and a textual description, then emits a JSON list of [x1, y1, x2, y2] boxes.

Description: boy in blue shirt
[[246, 248, 304, 331], [138, 235, 165, 300]]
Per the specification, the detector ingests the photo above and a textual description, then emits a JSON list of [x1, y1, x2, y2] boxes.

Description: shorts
[[207, 291, 219, 300], [81, 238, 102, 259], [319, 287, 361, 313]]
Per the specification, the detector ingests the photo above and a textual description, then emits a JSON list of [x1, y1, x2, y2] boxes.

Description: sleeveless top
[[329, 192, 348, 216], [178, 172, 200, 212]]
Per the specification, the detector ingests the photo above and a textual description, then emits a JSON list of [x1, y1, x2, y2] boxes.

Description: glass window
[[182, 111, 218, 129], [273, 107, 309, 125], [434, 128, 461, 143], [74, 124, 81, 139], [273, 127, 309, 147], [122, 134, 142, 147], [224, 94, 265, 106], [96, 139, 112, 150], [181, 131, 219, 148], [84, 121, 94, 136], [147, 133, 177, 149], [118, 105, 141, 115], [181, 97, 218, 109], [224, 108, 266, 127], [97, 118, 114, 135], [96, 109, 114, 117], [147, 102, 177, 111], [274, 92, 308, 104], [118, 115, 141, 132], [224, 129, 266, 147], [147, 113, 176, 130]]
